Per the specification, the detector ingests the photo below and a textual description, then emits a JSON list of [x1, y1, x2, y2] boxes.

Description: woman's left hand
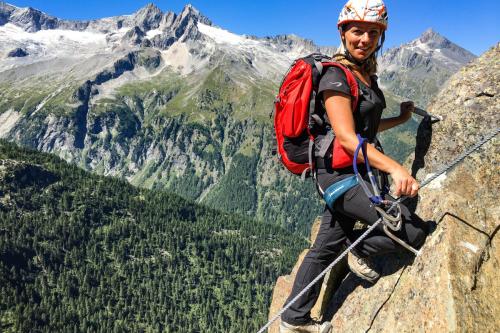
[[399, 101, 415, 122]]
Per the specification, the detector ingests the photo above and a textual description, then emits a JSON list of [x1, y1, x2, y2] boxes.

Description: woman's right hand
[[390, 166, 419, 197]]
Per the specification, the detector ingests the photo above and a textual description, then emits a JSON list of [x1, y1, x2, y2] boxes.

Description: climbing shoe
[[347, 251, 380, 283], [279, 320, 332, 333]]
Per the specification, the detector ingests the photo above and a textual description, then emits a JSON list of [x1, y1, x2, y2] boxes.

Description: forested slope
[[0, 140, 306, 332]]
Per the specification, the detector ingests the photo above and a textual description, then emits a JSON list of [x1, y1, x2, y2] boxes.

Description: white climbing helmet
[[338, 0, 388, 31]]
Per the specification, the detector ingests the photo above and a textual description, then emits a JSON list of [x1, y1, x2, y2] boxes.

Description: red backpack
[[273, 53, 360, 177]]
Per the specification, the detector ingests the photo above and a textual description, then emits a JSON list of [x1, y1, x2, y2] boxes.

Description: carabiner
[[375, 201, 402, 231]]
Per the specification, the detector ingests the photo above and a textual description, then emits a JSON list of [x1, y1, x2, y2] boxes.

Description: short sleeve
[[318, 66, 352, 97]]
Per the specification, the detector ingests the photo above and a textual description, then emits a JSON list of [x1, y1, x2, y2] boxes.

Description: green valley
[[0, 140, 306, 332]]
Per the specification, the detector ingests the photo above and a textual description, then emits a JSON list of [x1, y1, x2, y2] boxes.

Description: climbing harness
[[257, 127, 499, 333], [321, 135, 390, 211], [322, 134, 417, 254], [353, 134, 419, 254], [353, 134, 389, 205]]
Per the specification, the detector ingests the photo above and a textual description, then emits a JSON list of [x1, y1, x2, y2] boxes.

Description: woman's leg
[[281, 206, 355, 325], [334, 180, 429, 258]]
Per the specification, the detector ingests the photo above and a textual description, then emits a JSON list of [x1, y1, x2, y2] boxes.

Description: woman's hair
[[333, 44, 378, 76]]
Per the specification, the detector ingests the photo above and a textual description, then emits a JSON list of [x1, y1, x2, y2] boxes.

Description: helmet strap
[[374, 30, 386, 53]]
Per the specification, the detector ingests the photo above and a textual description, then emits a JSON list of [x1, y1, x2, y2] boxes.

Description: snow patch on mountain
[[0, 23, 108, 58], [198, 23, 258, 46], [197, 23, 301, 80], [146, 28, 162, 39]]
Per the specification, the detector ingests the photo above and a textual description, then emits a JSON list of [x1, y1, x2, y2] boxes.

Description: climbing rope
[[257, 127, 499, 333]]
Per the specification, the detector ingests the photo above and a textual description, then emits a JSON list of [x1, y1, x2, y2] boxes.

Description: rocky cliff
[[268, 44, 499, 332]]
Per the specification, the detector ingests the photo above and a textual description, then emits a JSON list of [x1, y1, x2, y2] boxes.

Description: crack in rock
[[475, 92, 495, 98], [472, 224, 500, 290], [365, 267, 407, 333]]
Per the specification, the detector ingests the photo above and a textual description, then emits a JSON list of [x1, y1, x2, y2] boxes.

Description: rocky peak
[[132, 3, 163, 31], [265, 34, 315, 50], [0, 2, 16, 25], [167, 4, 210, 42], [7, 47, 28, 57], [1, 3, 90, 32], [8, 5, 61, 32], [410, 28, 476, 61], [418, 28, 447, 46], [381, 28, 475, 68], [160, 11, 176, 29], [122, 26, 146, 46], [177, 4, 212, 26], [0, 2, 16, 13], [0, 1, 16, 11], [258, 34, 335, 57], [378, 28, 476, 107]]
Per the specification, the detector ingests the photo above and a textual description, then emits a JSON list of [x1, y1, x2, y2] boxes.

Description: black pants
[[281, 168, 429, 325]]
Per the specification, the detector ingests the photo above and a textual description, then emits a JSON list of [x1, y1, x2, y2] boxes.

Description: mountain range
[[0, 2, 477, 233]]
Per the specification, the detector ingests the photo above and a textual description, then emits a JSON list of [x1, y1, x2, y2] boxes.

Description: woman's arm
[[324, 91, 419, 197], [378, 101, 414, 132]]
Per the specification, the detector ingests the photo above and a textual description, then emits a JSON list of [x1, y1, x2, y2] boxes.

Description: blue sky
[[6, 0, 500, 56]]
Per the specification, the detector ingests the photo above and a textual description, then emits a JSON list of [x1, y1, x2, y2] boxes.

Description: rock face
[[6, 47, 27, 57], [258, 34, 335, 56], [268, 44, 499, 332]]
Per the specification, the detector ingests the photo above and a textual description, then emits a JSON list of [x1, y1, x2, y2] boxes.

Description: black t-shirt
[[317, 66, 386, 142]]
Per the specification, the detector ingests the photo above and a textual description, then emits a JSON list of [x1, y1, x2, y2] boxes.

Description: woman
[[280, 1, 430, 332]]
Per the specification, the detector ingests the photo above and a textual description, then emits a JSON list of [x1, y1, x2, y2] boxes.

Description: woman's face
[[341, 22, 382, 61]]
